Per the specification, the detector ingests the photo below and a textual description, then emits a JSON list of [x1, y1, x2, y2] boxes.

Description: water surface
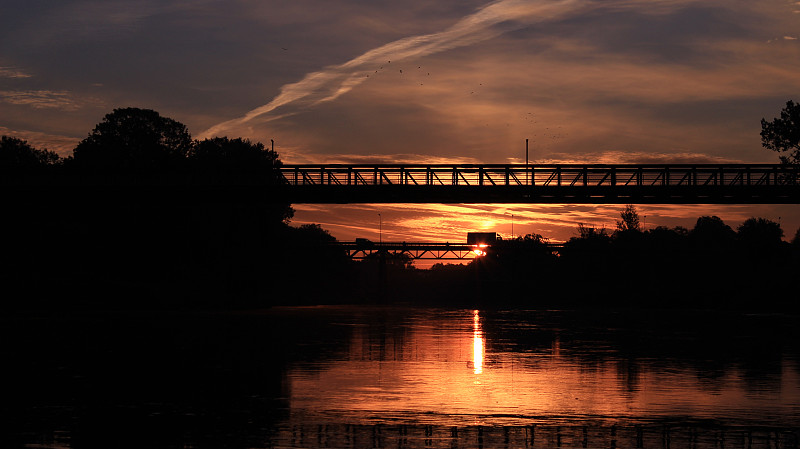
[[2, 306, 798, 448]]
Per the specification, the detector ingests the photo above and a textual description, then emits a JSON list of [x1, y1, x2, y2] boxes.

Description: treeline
[[2, 108, 353, 310], [380, 207, 800, 310], [3, 107, 800, 311]]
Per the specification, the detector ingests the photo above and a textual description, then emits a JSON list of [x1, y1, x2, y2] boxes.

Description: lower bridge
[[339, 241, 563, 260]]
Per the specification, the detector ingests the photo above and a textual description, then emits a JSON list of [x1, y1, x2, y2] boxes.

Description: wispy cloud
[[202, 0, 589, 137], [282, 151, 484, 165], [0, 67, 33, 79], [0, 90, 100, 111], [531, 151, 742, 164], [0, 126, 79, 155]]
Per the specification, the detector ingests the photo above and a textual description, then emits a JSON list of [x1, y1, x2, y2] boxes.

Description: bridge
[[339, 240, 563, 260], [342, 242, 480, 260], [278, 164, 800, 203]]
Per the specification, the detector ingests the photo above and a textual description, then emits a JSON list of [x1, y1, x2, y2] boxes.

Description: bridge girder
[[279, 164, 800, 204]]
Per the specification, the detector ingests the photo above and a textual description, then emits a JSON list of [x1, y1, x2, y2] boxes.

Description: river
[[2, 306, 799, 448]]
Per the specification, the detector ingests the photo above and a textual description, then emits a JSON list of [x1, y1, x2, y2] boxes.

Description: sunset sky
[[3, 0, 800, 245]]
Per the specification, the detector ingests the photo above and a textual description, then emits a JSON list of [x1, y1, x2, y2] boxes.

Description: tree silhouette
[[645, 225, 688, 250], [561, 223, 611, 267], [761, 100, 800, 166], [616, 204, 641, 232], [576, 223, 610, 240], [737, 217, 784, 249], [188, 137, 282, 183], [0, 136, 60, 170], [690, 215, 736, 246], [71, 107, 192, 172], [188, 136, 293, 225]]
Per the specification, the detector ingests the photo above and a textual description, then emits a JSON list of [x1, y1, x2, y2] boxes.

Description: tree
[[72, 107, 192, 172], [577, 223, 608, 240], [0, 136, 60, 170], [737, 217, 783, 249], [562, 223, 611, 256], [646, 225, 688, 248], [616, 204, 641, 232], [690, 215, 736, 247], [761, 100, 800, 166], [188, 136, 293, 224], [188, 137, 282, 182], [292, 223, 337, 244]]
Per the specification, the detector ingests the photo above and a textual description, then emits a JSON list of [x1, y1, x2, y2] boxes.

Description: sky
[[2, 0, 800, 247]]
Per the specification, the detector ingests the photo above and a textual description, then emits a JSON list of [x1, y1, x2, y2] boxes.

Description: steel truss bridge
[[279, 164, 800, 203], [340, 241, 563, 260]]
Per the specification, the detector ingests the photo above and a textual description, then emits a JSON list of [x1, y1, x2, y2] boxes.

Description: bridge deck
[[279, 164, 800, 203], [339, 241, 563, 260]]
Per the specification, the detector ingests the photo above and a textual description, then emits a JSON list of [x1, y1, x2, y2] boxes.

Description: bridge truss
[[279, 164, 800, 203], [339, 241, 563, 260], [341, 242, 479, 260]]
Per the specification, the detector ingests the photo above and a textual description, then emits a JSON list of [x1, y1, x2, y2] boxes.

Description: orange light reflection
[[287, 310, 800, 428], [473, 310, 484, 375]]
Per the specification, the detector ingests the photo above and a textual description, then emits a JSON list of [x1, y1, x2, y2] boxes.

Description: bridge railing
[[280, 164, 799, 187], [340, 242, 478, 260], [337, 241, 564, 260]]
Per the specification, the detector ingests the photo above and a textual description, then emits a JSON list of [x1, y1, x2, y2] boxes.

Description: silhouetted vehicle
[[356, 238, 374, 248], [467, 232, 497, 245]]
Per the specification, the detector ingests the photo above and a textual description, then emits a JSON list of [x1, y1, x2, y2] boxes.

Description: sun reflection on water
[[473, 310, 483, 375], [287, 308, 800, 430]]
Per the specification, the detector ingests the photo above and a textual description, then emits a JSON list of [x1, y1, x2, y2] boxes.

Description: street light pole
[[525, 139, 529, 185], [378, 213, 382, 244], [505, 212, 515, 239]]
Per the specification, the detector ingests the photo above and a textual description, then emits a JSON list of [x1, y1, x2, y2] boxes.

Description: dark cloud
[[548, 5, 755, 65]]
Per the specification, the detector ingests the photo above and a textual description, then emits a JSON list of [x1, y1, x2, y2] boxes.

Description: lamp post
[[525, 139, 529, 185], [378, 213, 382, 244]]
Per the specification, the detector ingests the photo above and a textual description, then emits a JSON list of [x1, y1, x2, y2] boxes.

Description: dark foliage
[[761, 100, 800, 166], [3, 109, 800, 312], [371, 210, 796, 311], [616, 204, 641, 232], [71, 107, 192, 173], [189, 137, 282, 182], [690, 215, 736, 248], [187, 136, 294, 224], [2, 108, 306, 310], [0, 136, 60, 170], [737, 217, 783, 247]]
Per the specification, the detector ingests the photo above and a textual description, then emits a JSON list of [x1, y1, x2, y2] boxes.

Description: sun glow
[[472, 244, 489, 257], [473, 310, 484, 375]]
